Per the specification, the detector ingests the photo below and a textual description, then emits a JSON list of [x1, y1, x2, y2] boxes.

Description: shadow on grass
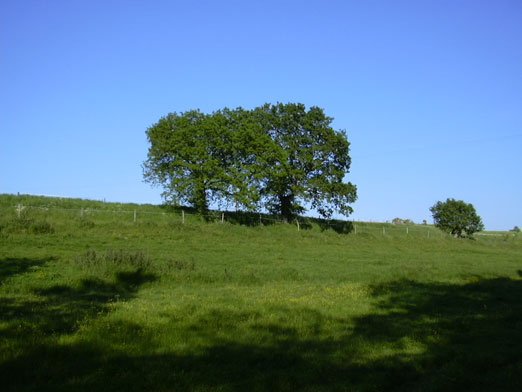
[[0, 268, 156, 363], [306, 217, 354, 234], [0, 257, 54, 284], [1, 276, 521, 391], [218, 210, 282, 227], [156, 205, 355, 233], [351, 277, 522, 391]]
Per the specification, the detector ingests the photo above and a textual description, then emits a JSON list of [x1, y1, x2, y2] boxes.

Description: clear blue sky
[[1, 0, 521, 230]]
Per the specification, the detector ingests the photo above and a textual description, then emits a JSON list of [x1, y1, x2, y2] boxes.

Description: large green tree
[[255, 103, 357, 221], [144, 110, 230, 214], [430, 198, 484, 238], [143, 103, 357, 221], [143, 108, 270, 214]]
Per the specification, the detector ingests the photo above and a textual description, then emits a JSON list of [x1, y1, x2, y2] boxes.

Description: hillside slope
[[1, 194, 521, 391]]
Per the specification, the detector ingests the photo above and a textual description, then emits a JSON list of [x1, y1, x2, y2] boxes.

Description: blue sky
[[1, 0, 521, 230]]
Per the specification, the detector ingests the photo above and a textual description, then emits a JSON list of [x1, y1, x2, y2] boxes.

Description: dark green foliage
[[143, 110, 228, 214], [143, 103, 357, 220], [430, 198, 484, 238], [28, 221, 55, 234], [254, 103, 357, 221], [143, 108, 272, 215], [78, 217, 95, 229], [171, 259, 196, 271], [0, 208, 55, 235]]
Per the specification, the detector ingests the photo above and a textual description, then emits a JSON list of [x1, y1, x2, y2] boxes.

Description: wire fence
[[0, 203, 454, 238], [2, 203, 340, 228]]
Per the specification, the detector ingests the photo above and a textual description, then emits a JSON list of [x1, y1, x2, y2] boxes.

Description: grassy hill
[[1, 194, 521, 391]]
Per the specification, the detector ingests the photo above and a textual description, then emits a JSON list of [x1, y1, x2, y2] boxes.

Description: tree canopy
[[143, 103, 357, 220], [430, 198, 484, 238]]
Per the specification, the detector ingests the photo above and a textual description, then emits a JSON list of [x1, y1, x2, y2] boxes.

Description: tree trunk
[[192, 180, 208, 216], [279, 194, 294, 222]]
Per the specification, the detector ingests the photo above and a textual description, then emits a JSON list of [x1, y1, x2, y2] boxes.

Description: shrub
[[1, 209, 54, 235], [172, 259, 196, 271], [29, 221, 55, 234], [430, 198, 484, 238], [78, 218, 96, 229]]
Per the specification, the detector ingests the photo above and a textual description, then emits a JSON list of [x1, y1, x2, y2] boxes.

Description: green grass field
[[1, 194, 521, 391]]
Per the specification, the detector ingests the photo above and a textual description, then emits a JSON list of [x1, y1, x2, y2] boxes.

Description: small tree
[[430, 198, 484, 238], [511, 226, 520, 233]]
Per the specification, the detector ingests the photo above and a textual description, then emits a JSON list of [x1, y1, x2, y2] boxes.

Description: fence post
[[134, 210, 137, 223], [16, 204, 22, 218], [221, 213, 224, 223], [182, 210, 185, 224], [296, 219, 300, 231], [406, 226, 409, 235]]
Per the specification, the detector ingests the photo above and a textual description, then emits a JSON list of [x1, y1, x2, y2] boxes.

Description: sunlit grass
[[1, 194, 521, 391]]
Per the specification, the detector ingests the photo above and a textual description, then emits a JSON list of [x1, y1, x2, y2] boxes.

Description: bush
[[78, 217, 96, 229], [430, 198, 484, 238], [0, 209, 54, 235], [171, 259, 196, 271], [29, 221, 55, 234]]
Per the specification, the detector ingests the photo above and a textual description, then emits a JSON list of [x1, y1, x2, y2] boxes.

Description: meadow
[[1, 194, 521, 391]]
